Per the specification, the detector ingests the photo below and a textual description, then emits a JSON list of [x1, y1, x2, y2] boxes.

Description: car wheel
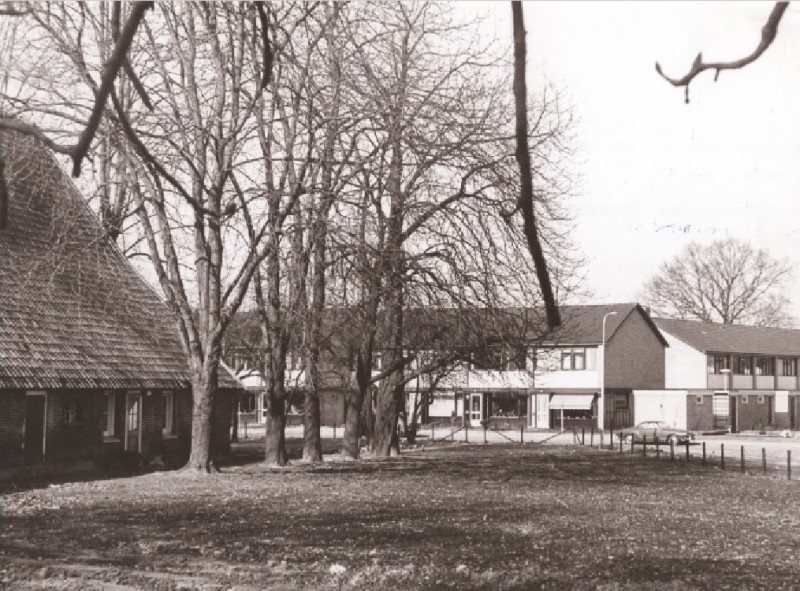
[[667, 434, 679, 445]]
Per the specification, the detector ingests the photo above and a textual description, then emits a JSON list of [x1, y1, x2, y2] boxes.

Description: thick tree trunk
[[302, 390, 323, 462], [372, 358, 404, 456], [342, 388, 363, 459], [264, 394, 287, 466], [184, 365, 218, 472]]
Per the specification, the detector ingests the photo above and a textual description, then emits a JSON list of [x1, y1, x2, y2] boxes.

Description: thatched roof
[[0, 130, 238, 390]]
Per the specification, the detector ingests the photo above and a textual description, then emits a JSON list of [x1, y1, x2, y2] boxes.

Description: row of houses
[[2, 131, 799, 475], [230, 303, 800, 435]]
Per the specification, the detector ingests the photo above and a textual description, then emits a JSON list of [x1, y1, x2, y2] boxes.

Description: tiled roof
[[0, 130, 239, 390], [535, 303, 666, 346], [224, 303, 666, 351], [654, 317, 800, 357]]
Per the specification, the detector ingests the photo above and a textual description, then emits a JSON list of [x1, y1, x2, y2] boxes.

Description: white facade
[[632, 390, 688, 429], [662, 331, 707, 389]]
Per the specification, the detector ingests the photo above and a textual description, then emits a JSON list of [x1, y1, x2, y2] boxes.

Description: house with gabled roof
[[631, 318, 800, 432], [0, 130, 240, 473], [412, 303, 668, 431], [224, 303, 669, 432]]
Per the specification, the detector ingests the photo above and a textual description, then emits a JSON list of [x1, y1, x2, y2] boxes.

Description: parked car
[[616, 421, 696, 444]]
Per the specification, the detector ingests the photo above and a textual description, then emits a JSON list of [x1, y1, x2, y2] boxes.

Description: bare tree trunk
[[342, 387, 363, 459], [302, 392, 323, 461], [185, 362, 218, 472], [265, 395, 287, 466]]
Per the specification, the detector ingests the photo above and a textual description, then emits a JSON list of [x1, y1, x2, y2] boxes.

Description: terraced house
[[632, 318, 800, 432], [226, 304, 669, 433], [0, 131, 238, 475], [413, 303, 667, 431]]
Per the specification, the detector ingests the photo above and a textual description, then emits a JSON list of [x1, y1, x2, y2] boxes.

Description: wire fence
[[235, 420, 797, 481], [575, 428, 796, 481]]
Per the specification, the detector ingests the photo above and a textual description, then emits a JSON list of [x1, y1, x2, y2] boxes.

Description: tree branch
[[71, 1, 154, 176], [656, 2, 789, 103], [111, 1, 154, 111], [511, 1, 560, 329], [256, 1, 273, 91]]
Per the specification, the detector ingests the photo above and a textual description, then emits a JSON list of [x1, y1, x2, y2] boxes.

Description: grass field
[[2, 442, 799, 590]]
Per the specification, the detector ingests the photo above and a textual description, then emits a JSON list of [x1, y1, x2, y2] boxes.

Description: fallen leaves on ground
[[1, 442, 799, 590]]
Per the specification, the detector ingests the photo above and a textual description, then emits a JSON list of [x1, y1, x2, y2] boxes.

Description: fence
[[575, 428, 796, 481]]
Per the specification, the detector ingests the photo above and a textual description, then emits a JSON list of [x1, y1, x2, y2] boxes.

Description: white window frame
[[103, 392, 115, 437], [162, 391, 175, 436], [741, 395, 749, 405]]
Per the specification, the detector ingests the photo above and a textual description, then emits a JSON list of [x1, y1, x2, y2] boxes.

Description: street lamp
[[599, 311, 618, 431]]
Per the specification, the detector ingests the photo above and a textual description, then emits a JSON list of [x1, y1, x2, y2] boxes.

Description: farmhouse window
[[695, 396, 703, 404], [741, 395, 749, 404], [162, 391, 175, 436], [64, 398, 78, 424], [757, 395, 765, 404], [756, 358, 774, 376], [781, 358, 797, 377], [102, 392, 115, 437]]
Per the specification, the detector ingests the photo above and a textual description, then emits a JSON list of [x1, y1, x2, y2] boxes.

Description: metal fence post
[[669, 439, 674, 461], [483, 423, 487, 444], [582, 427, 585, 446], [740, 445, 746, 474], [520, 426, 524, 444], [654, 436, 659, 458], [702, 441, 706, 465], [762, 447, 767, 475], [591, 427, 594, 447], [721, 443, 725, 471], [432, 424, 435, 441], [600, 430, 604, 450], [789, 450, 792, 481], [686, 440, 690, 462], [619, 434, 623, 453], [333, 422, 337, 439], [643, 434, 647, 457]]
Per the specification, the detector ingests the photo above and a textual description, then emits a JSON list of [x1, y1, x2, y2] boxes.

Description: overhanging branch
[[656, 2, 789, 103], [511, 1, 560, 329]]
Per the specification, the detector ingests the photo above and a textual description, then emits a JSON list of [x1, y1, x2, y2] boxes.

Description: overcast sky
[[469, 1, 800, 319]]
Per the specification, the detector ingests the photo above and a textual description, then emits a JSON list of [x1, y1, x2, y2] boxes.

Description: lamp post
[[599, 311, 618, 431]]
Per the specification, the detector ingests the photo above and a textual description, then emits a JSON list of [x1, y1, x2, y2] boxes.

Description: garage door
[[633, 391, 688, 430]]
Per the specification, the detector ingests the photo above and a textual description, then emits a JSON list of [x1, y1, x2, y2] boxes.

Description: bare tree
[[642, 238, 794, 327], [323, 2, 579, 458]]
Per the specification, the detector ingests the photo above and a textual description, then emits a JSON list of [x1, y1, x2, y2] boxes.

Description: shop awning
[[549, 394, 595, 410]]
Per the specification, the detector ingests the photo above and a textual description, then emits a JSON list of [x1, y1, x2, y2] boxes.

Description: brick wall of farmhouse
[[0, 391, 26, 462], [605, 311, 665, 390], [45, 390, 104, 462]]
